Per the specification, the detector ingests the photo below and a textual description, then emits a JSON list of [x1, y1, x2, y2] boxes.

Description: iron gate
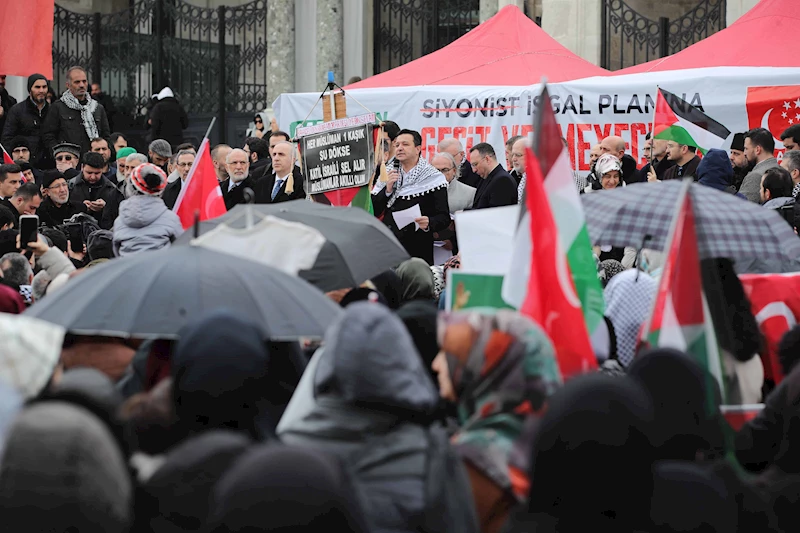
[[373, 0, 481, 74], [52, 0, 269, 145], [600, 0, 726, 71]]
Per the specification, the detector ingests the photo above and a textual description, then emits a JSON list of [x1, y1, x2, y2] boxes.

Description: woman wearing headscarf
[[434, 310, 562, 533], [245, 111, 269, 139], [604, 268, 658, 367], [628, 348, 726, 462], [396, 257, 436, 304], [278, 302, 479, 533], [507, 374, 656, 532], [172, 310, 301, 442], [372, 129, 450, 265]]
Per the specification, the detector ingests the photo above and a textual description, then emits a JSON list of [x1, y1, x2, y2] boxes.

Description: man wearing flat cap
[[729, 132, 749, 192], [52, 142, 81, 174], [1, 74, 51, 170]]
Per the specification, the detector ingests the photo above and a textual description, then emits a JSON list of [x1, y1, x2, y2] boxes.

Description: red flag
[[0, 1, 55, 79], [1, 145, 13, 165], [740, 272, 800, 385], [173, 138, 227, 229], [520, 86, 597, 378]]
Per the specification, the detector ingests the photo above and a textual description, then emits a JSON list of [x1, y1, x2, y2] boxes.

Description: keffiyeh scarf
[[604, 269, 657, 366], [372, 157, 447, 208], [60, 90, 99, 141]]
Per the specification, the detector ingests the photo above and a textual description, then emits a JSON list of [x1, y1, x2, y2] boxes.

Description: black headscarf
[[172, 310, 294, 441], [628, 347, 726, 462], [396, 300, 439, 384], [207, 445, 370, 533], [526, 374, 656, 530], [370, 269, 403, 310]]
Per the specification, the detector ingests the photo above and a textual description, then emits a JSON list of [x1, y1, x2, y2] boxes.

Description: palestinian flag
[[511, 85, 599, 379], [639, 181, 726, 402], [653, 88, 731, 154]]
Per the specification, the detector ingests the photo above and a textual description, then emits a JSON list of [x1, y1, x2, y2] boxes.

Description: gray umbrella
[[581, 180, 800, 271], [174, 200, 409, 291], [24, 245, 341, 340]]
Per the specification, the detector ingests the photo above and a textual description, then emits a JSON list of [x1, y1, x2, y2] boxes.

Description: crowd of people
[[1, 64, 800, 532]]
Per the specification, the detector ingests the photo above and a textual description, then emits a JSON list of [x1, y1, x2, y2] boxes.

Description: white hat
[[595, 153, 622, 177]]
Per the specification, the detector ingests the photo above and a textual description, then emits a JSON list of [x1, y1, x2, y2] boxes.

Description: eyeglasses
[[12, 148, 28, 154], [176, 162, 194, 168], [56, 155, 75, 162], [435, 167, 455, 173], [47, 182, 68, 190], [254, 118, 263, 123]]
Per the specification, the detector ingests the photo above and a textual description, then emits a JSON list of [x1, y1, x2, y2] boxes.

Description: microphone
[[393, 159, 401, 171]]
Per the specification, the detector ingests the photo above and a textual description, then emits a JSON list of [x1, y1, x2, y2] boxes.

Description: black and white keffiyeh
[[60, 90, 99, 141], [372, 157, 447, 208], [604, 269, 657, 367]]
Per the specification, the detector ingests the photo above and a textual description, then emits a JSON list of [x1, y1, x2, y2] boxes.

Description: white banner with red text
[[274, 67, 800, 172]]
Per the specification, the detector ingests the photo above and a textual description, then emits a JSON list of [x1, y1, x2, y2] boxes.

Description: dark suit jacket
[[0, 198, 19, 227], [636, 156, 677, 182], [221, 176, 262, 210], [256, 166, 306, 204], [163, 179, 182, 210], [459, 160, 482, 188], [472, 164, 518, 209], [662, 155, 702, 181]]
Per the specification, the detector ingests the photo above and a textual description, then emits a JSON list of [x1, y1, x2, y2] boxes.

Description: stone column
[[480, 0, 524, 22], [267, 0, 295, 105], [726, 0, 758, 26], [542, 0, 601, 66], [317, 0, 344, 88]]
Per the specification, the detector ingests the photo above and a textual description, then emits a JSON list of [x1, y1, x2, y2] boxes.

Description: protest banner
[[276, 67, 800, 171], [298, 114, 375, 195]]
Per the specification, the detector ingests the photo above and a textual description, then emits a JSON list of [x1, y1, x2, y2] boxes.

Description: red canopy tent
[[349, 5, 608, 88], [614, 0, 799, 74]]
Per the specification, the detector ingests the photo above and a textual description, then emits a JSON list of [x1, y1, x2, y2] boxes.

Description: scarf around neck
[[372, 157, 447, 208], [60, 90, 99, 141]]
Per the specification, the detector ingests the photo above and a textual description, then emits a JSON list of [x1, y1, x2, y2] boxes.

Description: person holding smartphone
[[66, 151, 122, 230]]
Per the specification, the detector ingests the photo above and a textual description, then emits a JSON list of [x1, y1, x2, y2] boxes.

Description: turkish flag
[[173, 138, 227, 230], [0, 144, 13, 165], [0, 1, 55, 79], [739, 272, 800, 385], [746, 85, 800, 154]]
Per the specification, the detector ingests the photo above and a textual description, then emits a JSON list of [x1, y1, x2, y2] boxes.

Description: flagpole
[[203, 117, 217, 142], [639, 178, 692, 343], [651, 86, 659, 169]]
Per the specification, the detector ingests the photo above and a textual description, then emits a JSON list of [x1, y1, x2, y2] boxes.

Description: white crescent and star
[[760, 108, 785, 149]]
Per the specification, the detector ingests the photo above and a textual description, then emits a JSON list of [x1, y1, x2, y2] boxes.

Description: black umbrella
[[25, 245, 341, 340], [174, 201, 409, 291]]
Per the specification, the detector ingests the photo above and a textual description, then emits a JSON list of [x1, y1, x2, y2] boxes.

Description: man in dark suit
[[220, 148, 261, 210], [469, 142, 517, 209], [255, 141, 305, 204], [243, 136, 272, 182], [163, 149, 195, 209]]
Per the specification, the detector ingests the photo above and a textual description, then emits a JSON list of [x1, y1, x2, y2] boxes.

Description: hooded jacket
[[278, 302, 479, 533], [697, 148, 740, 195], [150, 87, 189, 148], [1, 97, 50, 168], [113, 195, 183, 257], [172, 310, 291, 441]]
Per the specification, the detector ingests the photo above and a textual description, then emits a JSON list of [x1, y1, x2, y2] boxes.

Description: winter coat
[[112, 195, 183, 257], [471, 164, 518, 209], [662, 155, 702, 181], [69, 173, 123, 230], [697, 148, 741, 196], [1, 97, 50, 168], [150, 97, 189, 148], [762, 196, 797, 230], [172, 310, 304, 441], [0, 89, 16, 137], [278, 302, 479, 533], [41, 98, 110, 155], [37, 195, 86, 228], [740, 157, 779, 203]]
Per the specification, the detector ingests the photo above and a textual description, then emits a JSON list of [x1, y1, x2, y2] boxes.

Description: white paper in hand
[[392, 204, 422, 231]]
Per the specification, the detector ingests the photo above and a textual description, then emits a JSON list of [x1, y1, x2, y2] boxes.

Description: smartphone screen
[[18, 215, 38, 247], [66, 223, 84, 252]]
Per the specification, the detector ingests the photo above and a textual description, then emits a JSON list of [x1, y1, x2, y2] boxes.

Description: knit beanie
[[27, 74, 47, 93], [130, 163, 168, 196], [115, 147, 136, 161]]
